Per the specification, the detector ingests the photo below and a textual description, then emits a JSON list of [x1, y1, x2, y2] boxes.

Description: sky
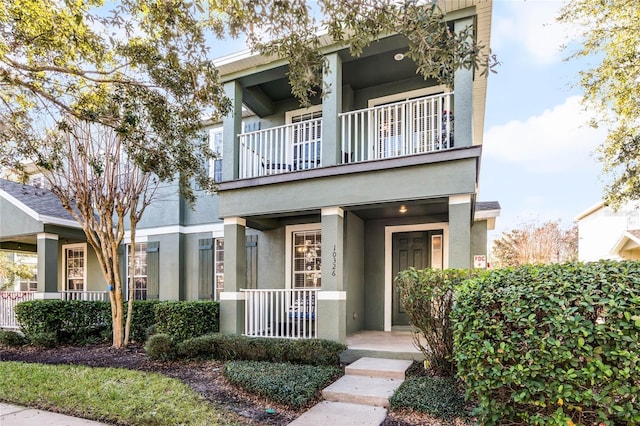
[[480, 0, 606, 238], [209, 0, 606, 239]]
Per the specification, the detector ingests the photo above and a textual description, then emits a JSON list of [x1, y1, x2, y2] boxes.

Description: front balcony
[[236, 92, 454, 179]]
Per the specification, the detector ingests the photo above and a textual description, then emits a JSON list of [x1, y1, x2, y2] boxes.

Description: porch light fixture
[[399, 204, 408, 213], [394, 53, 405, 61]]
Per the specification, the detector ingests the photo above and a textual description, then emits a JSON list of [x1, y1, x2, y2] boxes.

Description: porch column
[[36, 233, 59, 295], [222, 80, 243, 181], [453, 16, 474, 148], [448, 195, 472, 268], [319, 207, 346, 343], [322, 52, 342, 167], [220, 217, 246, 335]]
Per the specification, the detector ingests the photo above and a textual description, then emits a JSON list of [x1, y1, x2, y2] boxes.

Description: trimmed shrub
[[0, 330, 27, 346], [154, 301, 219, 342], [145, 333, 176, 361], [14, 299, 159, 345], [395, 268, 476, 376], [175, 334, 346, 366], [15, 299, 111, 344], [126, 300, 160, 343], [223, 360, 341, 408], [390, 376, 468, 419], [30, 331, 59, 348], [453, 261, 640, 425]]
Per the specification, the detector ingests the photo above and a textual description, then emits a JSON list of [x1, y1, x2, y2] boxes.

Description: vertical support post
[[318, 207, 346, 343], [453, 16, 474, 148], [448, 195, 472, 268], [36, 233, 59, 295], [322, 52, 343, 167], [222, 81, 243, 181], [220, 217, 246, 335]]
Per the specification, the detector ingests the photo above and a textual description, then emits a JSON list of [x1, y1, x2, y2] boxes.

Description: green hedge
[[389, 375, 467, 419], [452, 261, 640, 425], [171, 334, 346, 366], [223, 360, 341, 408], [15, 299, 160, 345], [15, 299, 111, 345], [154, 301, 219, 342]]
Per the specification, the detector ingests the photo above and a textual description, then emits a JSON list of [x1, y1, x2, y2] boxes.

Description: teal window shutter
[[146, 241, 160, 300], [198, 238, 214, 299]]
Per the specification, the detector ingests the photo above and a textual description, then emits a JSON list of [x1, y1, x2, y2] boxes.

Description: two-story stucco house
[[1, 0, 499, 341]]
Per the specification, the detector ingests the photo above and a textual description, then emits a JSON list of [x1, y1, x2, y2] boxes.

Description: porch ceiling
[[347, 198, 449, 220]]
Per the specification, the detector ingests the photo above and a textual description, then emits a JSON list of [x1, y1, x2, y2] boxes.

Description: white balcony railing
[[239, 118, 323, 179], [242, 288, 318, 339], [0, 291, 35, 329], [62, 290, 109, 301], [341, 92, 454, 163]]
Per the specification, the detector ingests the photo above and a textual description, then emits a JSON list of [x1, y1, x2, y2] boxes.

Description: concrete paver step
[[287, 401, 387, 426], [322, 374, 403, 407], [345, 357, 413, 380]]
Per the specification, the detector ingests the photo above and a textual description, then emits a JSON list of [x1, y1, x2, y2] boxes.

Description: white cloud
[[492, 0, 576, 65], [483, 96, 605, 173]]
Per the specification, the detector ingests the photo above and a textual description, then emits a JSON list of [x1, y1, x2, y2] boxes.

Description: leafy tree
[[491, 221, 578, 268], [558, 1, 640, 207], [1, 0, 494, 348], [0, 252, 36, 291]]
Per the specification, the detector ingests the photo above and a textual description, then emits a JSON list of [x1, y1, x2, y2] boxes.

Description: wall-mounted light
[[394, 53, 405, 61], [399, 204, 408, 214]]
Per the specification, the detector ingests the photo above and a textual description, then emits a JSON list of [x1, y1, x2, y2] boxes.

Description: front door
[[392, 230, 443, 326]]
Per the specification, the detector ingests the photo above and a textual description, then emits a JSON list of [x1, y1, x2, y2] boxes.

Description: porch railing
[[340, 92, 454, 163], [239, 118, 323, 179], [62, 290, 109, 301], [0, 291, 35, 329], [242, 288, 319, 339]]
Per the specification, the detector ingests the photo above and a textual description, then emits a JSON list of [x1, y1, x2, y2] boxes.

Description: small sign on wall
[[473, 255, 487, 269]]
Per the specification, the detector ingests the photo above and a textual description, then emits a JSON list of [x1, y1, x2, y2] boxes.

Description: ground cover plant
[[0, 361, 240, 425], [223, 360, 341, 409], [453, 260, 640, 425]]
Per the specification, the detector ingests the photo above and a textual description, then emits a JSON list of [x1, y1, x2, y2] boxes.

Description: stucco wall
[[344, 212, 365, 334]]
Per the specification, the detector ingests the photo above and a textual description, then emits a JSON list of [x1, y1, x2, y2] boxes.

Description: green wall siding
[[345, 212, 365, 334], [0, 200, 44, 237]]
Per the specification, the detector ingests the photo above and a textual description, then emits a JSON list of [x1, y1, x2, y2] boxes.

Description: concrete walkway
[[0, 403, 109, 426], [289, 357, 412, 426]]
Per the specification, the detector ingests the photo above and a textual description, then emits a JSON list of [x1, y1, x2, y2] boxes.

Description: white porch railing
[[340, 92, 454, 163], [62, 290, 109, 301], [242, 288, 319, 339], [239, 118, 323, 179], [0, 291, 35, 329]]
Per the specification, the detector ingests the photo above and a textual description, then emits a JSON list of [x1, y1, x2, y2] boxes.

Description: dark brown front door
[[392, 230, 443, 326]]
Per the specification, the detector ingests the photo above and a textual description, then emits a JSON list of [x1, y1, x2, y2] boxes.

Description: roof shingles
[[0, 178, 75, 221]]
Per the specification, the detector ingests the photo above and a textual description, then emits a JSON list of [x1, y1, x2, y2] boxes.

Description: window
[[209, 127, 223, 182], [287, 105, 322, 170], [292, 230, 322, 288], [214, 238, 224, 300], [126, 243, 147, 300], [431, 235, 443, 270], [64, 244, 86, 291]]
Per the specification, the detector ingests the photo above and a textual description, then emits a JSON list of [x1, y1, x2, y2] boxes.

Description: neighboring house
[[0, 179, 108, 300], [575, 201, 640, 261], [0, 0, 500, 342]]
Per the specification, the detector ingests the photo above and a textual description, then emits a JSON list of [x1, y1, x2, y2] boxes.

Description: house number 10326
[[331, 245, 337, 276]]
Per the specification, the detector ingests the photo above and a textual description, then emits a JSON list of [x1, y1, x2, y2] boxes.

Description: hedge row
[[223, 360, 341, 408], [13, 299, 219, 346], [453, 261, 640, 425], [146, 333, 346, 366]]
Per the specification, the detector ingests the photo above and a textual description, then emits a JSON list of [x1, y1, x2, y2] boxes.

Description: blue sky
[[210, 0, 604, 238], [481, 0, 605, 238]]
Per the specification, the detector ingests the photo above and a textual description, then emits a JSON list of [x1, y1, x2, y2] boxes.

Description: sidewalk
[[0, 403, 109, 425]]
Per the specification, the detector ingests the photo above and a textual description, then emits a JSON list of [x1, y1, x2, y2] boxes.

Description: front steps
[[288, 357, 413, 425]]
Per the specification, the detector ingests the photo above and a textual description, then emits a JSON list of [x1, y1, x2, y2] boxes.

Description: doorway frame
[[384, 222, 449, 331]]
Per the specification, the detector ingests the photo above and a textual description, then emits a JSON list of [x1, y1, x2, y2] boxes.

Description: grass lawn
[[0, 361, 242, 425]]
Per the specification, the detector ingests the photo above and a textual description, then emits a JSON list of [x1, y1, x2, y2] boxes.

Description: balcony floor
[[341, 330, 426, 364]]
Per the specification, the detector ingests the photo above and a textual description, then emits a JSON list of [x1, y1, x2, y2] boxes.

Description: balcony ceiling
[[347, 198, 449, 220], [239, 34, 423, 109]]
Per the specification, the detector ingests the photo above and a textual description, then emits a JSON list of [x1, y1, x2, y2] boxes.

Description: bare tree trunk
[[123, 227, 136, 346]]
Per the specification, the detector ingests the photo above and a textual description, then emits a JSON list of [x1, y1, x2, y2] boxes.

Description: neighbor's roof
[[611, 229, 640, 257], [0, 178, 79, 227], [574, 201, 606, 221]]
